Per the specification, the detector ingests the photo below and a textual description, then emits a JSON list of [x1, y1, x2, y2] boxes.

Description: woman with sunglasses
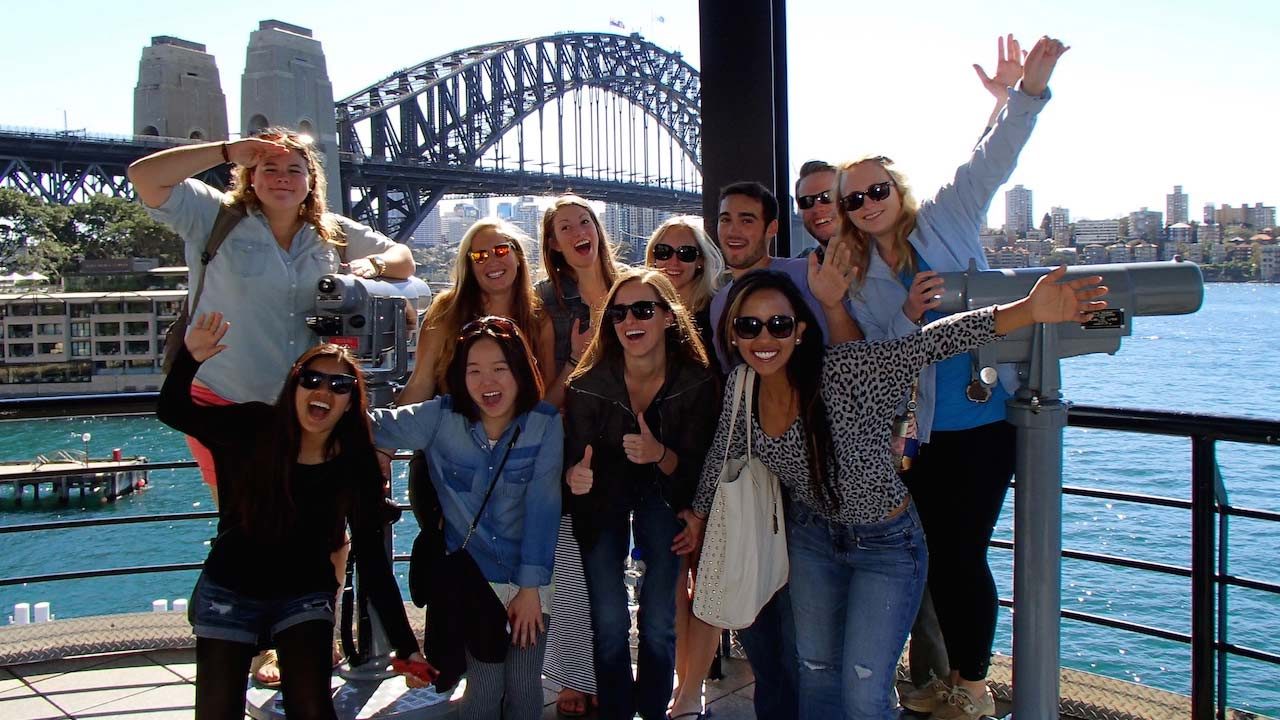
[[398, 219, 554, 404], [562, 269, 720, 720], [644, 215, 725, 358], [157, 312, 427, 720], [834, 35, 1068, 720], [536, 194, 621, 716], [683, 266, 1105, 720], [369, 317, 563, 720], [129, 127, 415, 685]]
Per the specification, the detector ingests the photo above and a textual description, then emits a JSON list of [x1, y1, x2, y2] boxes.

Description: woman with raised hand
[[683, 266, 1104, 720], [368, 317, 563, 720], [157, 313, 428, 720], [535, 194, 622, 716], [398, 218, 554, 404], [563, 268, 720, 720], [642, 217, 725, 717], [835, 35, 1068, 720]]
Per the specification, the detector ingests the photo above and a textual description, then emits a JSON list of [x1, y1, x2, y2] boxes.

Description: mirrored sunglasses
[[468, 242, 515, 264]]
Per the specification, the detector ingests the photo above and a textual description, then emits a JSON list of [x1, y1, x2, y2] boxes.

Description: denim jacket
[[369, 397, 563, 588], [847, 87, 1050, 441]]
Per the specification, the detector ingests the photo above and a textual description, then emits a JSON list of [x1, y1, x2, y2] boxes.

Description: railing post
[[1190, 434, 1217, 719]]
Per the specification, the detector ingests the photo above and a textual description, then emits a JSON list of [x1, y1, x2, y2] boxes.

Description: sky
[[1, 0, 1275, 229]]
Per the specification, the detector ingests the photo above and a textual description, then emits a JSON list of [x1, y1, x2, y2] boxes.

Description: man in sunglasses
[[795, 160, 840, 252]]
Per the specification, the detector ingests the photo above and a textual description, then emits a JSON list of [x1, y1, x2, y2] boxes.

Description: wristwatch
[[369, 255, 387, 277]]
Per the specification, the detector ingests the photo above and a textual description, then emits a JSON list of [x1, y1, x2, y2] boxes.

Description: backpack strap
[[190, 203, 245, 316]]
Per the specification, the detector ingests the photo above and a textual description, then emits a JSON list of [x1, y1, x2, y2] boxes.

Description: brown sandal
[[250, 649, 281, 688]]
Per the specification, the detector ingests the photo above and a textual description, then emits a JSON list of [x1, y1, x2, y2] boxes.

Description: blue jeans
[[738, 584, 799, 720], [580, 487, 682, 720], [788, 501, 928, 720]]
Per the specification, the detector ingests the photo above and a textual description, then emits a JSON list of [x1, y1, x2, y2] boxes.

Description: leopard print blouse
[[693, 307, 1000, 526]]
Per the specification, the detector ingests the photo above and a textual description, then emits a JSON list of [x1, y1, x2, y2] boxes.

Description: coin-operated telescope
[[932, 260, 1203, 720], [305, 274, 432, 407]]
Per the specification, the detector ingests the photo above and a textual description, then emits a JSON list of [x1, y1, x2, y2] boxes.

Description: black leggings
[[906, 420, 1016, 682], [195, 620, 336, 720]]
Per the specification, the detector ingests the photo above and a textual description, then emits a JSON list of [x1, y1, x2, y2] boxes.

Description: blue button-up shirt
[[146, 179, 398, 403], [369, 397, 564, 588]]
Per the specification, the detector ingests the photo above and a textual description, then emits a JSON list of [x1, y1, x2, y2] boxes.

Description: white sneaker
[[901, 675, 951, 713], [929, 685, 996, 720]]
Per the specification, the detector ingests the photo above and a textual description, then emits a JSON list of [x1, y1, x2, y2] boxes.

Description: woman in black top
[[158, 312, 427, 720]]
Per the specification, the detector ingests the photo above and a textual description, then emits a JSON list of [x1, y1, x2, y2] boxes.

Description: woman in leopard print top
[[685, 267, 1105, 720]]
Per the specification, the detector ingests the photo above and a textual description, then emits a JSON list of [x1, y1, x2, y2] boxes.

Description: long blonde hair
[[539, 195, 620, 307], [643, 215, 724, 313], [570, 268, 708, 382], [834, 156, 920, 290], [226, 126, 342, 246], [425, 218, 545, 391]]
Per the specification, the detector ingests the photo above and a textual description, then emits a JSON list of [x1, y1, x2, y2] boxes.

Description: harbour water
[[1, 283, 1276, 715]]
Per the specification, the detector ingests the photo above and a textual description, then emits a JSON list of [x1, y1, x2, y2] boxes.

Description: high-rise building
[[1073, 219, 1120, 247], [1004, 185, 1033, 237], [509, 197, 542, 240], [1197, 224, 1222, 244], [1166, 185, 1189, 226], [1167, 223, 1193, 247], [443, 204, 481, 245], [1127, 208, 1163, 242], [1257, 244, 1280, 282], [1246, 203, 1276, 230], [409, 206, 442, 246], [1203, 203, 1217, 225]]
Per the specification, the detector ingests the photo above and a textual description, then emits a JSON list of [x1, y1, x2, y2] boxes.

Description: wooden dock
[[0, 451, 149, 505]]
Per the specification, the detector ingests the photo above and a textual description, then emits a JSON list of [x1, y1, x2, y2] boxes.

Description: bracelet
[[657, 445, 668, 465], [376, 448, 395, 460], [220, 142, 230, 163], [369, 255, 387, 277], [567, 355, 581, 366]]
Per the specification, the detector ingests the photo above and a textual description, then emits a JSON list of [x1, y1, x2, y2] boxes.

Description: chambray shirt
[[146, 179, 398, 403], [709, 256, 833, 374], [847, 87, 1050, 441], [369, 397, 563, 589]]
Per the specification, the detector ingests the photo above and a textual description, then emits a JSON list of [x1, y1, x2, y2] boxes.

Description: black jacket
[[564, 353, 720, 546]]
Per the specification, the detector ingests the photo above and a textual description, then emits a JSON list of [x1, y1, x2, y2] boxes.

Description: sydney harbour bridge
[[0, 32, 703, 242]]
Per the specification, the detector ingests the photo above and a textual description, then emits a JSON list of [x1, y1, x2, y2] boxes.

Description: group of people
[[132, 32, 1103, 720]]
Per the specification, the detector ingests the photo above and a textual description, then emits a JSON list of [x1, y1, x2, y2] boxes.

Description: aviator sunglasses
[[459, 316, 518, 340], [468, 242, 515, 264], [732, 314, 797, 339], [605, 300, 669, 324], [298, 368, 357, 395], [652, 243, 701, 263], [796, 190, 833, 210], [838, 181, 894, 212]]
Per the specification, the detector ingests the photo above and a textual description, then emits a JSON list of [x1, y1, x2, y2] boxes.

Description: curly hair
[[225, 126, 343, 246]]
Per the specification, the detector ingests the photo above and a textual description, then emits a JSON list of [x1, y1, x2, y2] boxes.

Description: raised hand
[[224, 137, 292, 167], [1027, 266, 1108, 323], [903, 271, 945, 323], [1020, 36, 1070, 98], [566, 445, 594, 495], [622, 413, 665, 465], [808, 236, 858, 310], [974, 34, 1025, 100], [185, 312, 229, 362]]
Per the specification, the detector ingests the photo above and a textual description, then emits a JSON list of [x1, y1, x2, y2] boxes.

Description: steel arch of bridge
[[338, 32, 702, 240]]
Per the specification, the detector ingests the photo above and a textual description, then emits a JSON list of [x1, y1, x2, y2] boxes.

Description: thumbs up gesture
[[567, 445, 595, 495], [623, 413, 666, 465]]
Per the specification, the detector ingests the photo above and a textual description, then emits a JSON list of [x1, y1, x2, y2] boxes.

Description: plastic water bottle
[[625, 547, 646, 605]]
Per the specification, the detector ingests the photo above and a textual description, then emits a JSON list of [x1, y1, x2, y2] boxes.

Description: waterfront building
[[509, 196, 541, 240], [985, 246, 1030, 269], [1107, 243, 1132, 264], [1005, 184, 1033, 238], [1246, 203, 1276, 230], [1168, 223, 1193, 247], [1166, 185, 1189, 225], [1073, 218, 1121, 247], [0, 290, 182, 396], [1257, 243, 1280, 282], [1198, 223, 1222, 244], [1131, 241, 1159, 263], [1081, 244, 1108, 264], [409, 206, 443, 246], [1016, 238, 1053, 264], [1203, 202, 1217, 225], [1050, 206, 1070, 240], [443, 203, 480, 245], [980, 230, 1006, 250], [1128, 207, 1163, 242]]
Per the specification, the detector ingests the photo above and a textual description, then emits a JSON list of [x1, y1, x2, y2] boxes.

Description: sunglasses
[[732, 314, 797, 339], [468, 242, 515, 265], [838, 181, 894, 212], [796, 190, 833, 210], [605, 300, 669, 324], [256, 131, 315, 146], [652, 243, 701, 262], [459, 316, 517, 340], [298, 368, 357, 395]]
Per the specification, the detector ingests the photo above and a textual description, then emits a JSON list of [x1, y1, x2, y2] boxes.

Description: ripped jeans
[[787, 501, 927, 720]]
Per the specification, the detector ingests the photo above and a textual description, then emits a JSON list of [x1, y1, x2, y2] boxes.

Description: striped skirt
[[543, 515, 597, 693]]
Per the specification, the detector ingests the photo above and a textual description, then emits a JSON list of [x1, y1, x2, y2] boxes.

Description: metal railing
[[1, 400, 1277, 718]]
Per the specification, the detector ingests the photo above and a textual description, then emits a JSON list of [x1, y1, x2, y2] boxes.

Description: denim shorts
[[189, 572, 334, 647]]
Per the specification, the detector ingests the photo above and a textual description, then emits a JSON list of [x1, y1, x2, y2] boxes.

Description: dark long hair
[[235, 344, 373, 546], [718, 270, 838, 513], [444, 316, 545, 422], [539, 194, 621, 308]]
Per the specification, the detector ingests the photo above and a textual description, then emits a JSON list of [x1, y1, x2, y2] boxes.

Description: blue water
[[1, 283, 1276, 714]]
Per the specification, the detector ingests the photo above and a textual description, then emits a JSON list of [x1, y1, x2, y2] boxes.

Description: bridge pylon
[[133, 36, 229, 142]]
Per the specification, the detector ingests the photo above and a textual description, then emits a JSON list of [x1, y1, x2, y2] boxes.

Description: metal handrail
[[0, 401, 1276, 716]]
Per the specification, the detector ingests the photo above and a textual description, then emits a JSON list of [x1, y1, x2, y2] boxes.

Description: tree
[[411, 243, 461, 284], [0, 189, 72, 278], [69, 195, 183, 266]]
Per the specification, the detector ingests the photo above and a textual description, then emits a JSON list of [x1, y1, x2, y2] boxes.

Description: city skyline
[[0, 1, 1276, 226]]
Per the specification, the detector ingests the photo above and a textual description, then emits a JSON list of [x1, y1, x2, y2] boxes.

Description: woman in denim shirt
[[369, 318, 563, 720], [835, 36, 1069, 720]]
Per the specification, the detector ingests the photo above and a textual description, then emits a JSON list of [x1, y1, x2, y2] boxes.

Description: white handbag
[[692, 364, 789, 630]]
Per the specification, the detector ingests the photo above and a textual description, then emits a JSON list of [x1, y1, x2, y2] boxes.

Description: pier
[[0, 451, 149, 505]]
